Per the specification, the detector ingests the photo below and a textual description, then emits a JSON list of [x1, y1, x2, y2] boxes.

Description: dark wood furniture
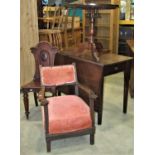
[[38, 64, 96, 152], [127, 39, 134, 98], [84, 0, 120, 54], [21, 42, 58, 119], [55, 51, 132, 125], [65, 3, 119, 61], [118, 24, 134, 56]]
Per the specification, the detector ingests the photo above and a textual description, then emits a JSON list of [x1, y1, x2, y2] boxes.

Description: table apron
[[103, 62, 126, 76]]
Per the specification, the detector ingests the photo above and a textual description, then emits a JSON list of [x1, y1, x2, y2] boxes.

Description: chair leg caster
[[90, 134, 94, 145]]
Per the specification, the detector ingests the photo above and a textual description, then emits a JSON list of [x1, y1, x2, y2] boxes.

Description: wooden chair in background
[[38, 1, 85, 51], [39, 6, 67, 51]]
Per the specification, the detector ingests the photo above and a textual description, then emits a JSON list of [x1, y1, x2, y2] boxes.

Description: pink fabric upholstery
[[40, 65, 76, 86], [42, 95, 92, 134]]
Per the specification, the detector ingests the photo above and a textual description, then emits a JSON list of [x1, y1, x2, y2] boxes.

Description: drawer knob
[[114, 66, 118, 70]]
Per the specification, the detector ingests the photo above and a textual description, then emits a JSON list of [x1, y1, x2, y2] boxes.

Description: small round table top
[[65, 3, 119, 10]]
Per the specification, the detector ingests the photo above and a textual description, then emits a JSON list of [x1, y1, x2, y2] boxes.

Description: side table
[[55, 52, 133, 125]]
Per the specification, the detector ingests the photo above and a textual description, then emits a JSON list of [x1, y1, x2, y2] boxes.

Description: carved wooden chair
[[21, 41, 58, 119], [38, 63, 96, 152]]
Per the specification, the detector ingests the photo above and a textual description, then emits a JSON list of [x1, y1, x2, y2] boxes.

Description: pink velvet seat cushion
[[42, 95, 92, 134], [40, 65, 76, 86]]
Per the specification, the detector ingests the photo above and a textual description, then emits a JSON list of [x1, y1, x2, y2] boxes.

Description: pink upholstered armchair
[[38, 63, 97, 152]]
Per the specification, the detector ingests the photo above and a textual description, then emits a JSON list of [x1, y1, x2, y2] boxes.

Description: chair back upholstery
[[40, 64, 77, 86], [31, 42, 58, 82]]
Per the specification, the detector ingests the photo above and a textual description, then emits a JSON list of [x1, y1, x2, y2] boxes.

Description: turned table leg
[[23, 92, 29, 119]]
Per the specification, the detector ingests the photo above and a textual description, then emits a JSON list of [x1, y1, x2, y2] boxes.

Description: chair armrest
[[78, 83, 97, 100], [38, 87, 49, 106], [78, 83, 97, 127]]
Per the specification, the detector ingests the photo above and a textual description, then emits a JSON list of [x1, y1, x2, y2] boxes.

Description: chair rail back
[[31, 41, 58, 81]]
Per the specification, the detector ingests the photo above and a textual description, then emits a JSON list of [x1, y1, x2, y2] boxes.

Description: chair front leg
[[46, 139, 51, 152], [89, 97, 95, 127], [90, 133, 94, 145]]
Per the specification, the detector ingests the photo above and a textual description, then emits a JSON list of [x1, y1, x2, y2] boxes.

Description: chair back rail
[[31, 41, 58, 81]]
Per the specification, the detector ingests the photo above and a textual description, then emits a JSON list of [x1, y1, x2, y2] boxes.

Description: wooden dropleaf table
[[55, 51, 133, 125]]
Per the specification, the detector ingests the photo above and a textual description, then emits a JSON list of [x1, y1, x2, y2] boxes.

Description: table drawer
[[104, 62, 125, 76]]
